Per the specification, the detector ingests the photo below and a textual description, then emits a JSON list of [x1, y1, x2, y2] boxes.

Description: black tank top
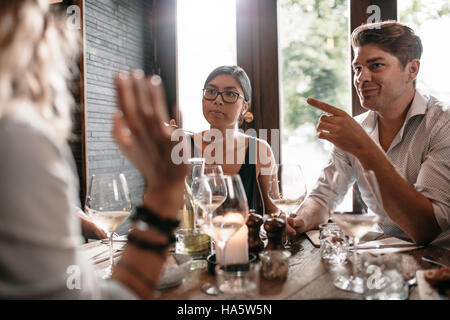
[[189, 135, 260, 211]]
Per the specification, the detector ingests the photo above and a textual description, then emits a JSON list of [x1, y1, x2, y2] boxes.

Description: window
[[176, 0, 237, 132], [277, 0, 352, 209], [399, 0, 450, 104]]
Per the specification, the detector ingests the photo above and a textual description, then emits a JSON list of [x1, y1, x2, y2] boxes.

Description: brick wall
[[85, 0, 153, 234]]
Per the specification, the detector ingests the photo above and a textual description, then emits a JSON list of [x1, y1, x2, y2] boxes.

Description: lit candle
[[216, 212, 249, 265]]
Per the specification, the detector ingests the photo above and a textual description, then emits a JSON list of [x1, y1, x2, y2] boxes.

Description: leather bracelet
[[127, 233, 169, 259], [132, 205, 179, 237], [118, 259, 157, 291]]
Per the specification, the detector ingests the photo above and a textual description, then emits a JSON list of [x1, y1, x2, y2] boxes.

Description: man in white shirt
[[287, 21, 449, 247]]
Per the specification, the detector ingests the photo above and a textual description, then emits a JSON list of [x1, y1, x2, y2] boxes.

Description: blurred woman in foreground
[[0, 0, 185, 299]]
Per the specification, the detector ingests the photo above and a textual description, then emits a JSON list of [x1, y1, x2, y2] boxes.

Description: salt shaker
[[246, 209, 264, 256]]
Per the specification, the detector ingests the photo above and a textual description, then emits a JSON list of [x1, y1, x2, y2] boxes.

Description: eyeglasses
[[202, 88, 246, 104]]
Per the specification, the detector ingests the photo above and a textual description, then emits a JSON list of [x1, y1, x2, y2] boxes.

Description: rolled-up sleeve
[[415, 119, 450, 232], [308, 147, 356, 211]]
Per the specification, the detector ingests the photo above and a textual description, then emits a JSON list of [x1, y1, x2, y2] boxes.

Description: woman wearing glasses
[[187, 65, 278, 215]]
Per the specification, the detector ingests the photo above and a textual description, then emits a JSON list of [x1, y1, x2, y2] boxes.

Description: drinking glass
[[267, 164, 307, 248], [85, 173, 132, 278]]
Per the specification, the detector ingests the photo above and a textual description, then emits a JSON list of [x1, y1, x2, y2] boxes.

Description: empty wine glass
[[85, 173, 132, 279], [267, 164, 307, 248]]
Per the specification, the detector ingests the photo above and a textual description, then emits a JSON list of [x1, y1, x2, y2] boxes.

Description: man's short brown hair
[[351, 20, 423, 69]]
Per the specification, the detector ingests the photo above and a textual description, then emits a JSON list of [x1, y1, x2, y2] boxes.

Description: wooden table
[[84, 234, 450, 300]]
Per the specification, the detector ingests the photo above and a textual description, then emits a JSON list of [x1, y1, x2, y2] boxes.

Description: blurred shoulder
[[0, 100, 65, 161]]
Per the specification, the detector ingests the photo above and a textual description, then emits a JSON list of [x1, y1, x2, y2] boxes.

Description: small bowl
[[206, 253, 257, 276], [157, 254, 193, 289], [259, 250, 291, 281]]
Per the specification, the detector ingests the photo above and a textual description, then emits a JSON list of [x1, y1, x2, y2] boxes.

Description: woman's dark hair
[[203, 65, 252, 103]]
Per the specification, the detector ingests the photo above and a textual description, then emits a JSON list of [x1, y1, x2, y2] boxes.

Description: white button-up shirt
[[309, 91, 450, 248]]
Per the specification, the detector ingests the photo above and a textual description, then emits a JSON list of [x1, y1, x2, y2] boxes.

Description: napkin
[[82, 242, 126, 262], [306, 229, 421, 253], [356, 237, 422, 254]]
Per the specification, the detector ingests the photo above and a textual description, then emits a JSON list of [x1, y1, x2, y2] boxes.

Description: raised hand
[[113, 71, 187, 218], [307, 98, 375, 158]]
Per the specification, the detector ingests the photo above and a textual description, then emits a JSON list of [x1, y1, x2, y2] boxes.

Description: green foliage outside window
[[279, 0, 450, 144], [279, 0, 350, 138]]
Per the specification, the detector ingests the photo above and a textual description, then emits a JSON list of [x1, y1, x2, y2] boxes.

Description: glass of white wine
[[85, 173, 132, 279], [331, 211, 380, 293], [328, 169, 383, 294], [267, 164, 307, 248]]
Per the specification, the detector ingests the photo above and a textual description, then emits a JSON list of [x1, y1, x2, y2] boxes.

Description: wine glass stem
[[194, 204, 199, 228], [109, 232, 114, 269], [217, 241, 227, 268], [352, 237, 359, 279]]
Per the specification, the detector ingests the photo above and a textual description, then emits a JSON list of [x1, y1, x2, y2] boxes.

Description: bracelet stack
[[127, 205, 179, 257], [133, 205, 179, 236]]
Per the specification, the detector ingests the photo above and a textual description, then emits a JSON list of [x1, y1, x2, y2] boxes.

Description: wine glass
[[85, 173, 132, 279], [331, 212, 380, 293], [329, 170, 382, 294], [267, 164, 307, 248]]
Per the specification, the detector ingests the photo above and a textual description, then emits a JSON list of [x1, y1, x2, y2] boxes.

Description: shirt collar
[[356, 91, 429, 146], [395, 90, 428, 139], [406, 90, 428, 119]]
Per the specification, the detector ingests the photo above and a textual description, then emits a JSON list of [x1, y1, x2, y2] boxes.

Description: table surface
[[84, 233, 450, 300]]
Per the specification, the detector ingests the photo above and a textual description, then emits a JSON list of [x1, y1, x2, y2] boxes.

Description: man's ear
[[407, 59, 420, 82]]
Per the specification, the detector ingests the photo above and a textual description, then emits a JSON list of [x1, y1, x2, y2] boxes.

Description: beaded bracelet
[[132, 205, 179, 237], [118, 259, 157, 291], [127, 233, 169, 259]]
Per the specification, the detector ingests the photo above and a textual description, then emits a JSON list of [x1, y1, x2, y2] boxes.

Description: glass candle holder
[[259, 250, 291, 281]]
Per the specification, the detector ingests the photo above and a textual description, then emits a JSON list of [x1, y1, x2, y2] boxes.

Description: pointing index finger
[[306, 97, 345, 116]]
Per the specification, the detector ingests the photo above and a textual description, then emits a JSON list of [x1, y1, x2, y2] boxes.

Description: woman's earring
[[243, 111, 254, 123]]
